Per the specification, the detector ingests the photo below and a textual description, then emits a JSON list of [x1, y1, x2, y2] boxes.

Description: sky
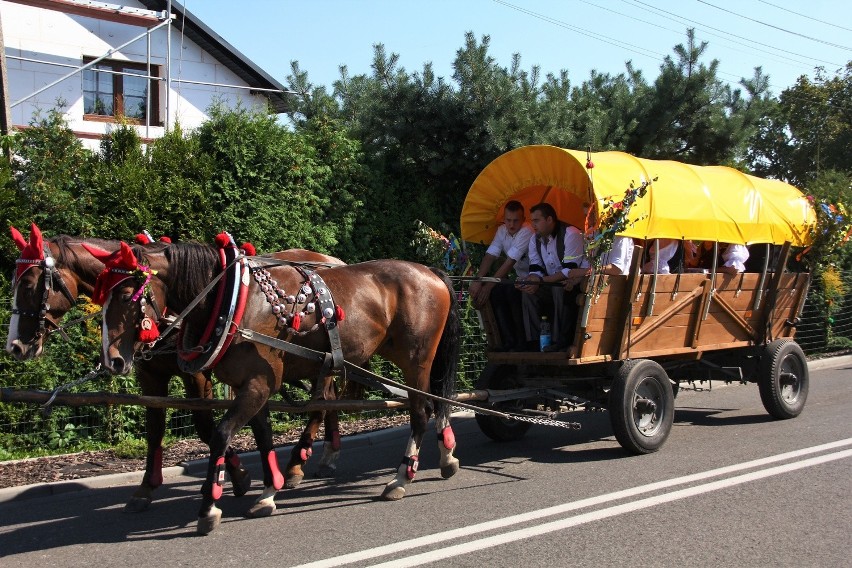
[[183, 0, 852, 98]]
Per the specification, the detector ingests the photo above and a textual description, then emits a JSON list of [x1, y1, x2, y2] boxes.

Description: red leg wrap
[[268, 451, 285, 490], [440, 426, 456, 450], [149, 446, 163, 488], [330, 430, 341, 451], [404, 455, 419, 480], [212, 456, 225, 500], [299, 445, 313, 462]]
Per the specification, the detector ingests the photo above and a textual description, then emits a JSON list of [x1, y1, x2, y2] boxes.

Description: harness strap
[[309, 271, 345, 373]]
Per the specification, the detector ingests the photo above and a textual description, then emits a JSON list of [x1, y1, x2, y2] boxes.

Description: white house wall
[[2, 0, 271, 147]]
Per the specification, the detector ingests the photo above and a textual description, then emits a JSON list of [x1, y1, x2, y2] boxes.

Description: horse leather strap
[[237, 327, 547, 421], [308, 271, 344, 373]]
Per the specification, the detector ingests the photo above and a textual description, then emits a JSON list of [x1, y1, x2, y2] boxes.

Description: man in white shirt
[[642, 239, 679, 274], [469, 200, 534, 351], [519, 202, 588, 351]]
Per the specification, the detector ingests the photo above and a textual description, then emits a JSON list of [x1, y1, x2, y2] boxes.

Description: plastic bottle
[[539, 316, 552, 351]]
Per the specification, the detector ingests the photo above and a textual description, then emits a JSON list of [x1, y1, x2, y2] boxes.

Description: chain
[[452, 406, 582, 430], [41, 364, 108, 416]]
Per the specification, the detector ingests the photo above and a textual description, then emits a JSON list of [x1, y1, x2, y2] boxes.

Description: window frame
[[82, 57, 161, 126]]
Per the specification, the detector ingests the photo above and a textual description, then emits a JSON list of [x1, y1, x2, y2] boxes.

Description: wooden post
[[612, 245, 644, 360], [758, 242, 792, 344]]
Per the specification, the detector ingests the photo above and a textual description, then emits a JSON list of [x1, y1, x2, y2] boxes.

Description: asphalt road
[[1, 358, 850, 567]]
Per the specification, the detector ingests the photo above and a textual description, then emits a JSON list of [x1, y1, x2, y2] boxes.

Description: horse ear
[[118, 241, 138, 268], [9, 226, 27, 251], [82, 243, 115, 265], [29, 222, 43, 253]]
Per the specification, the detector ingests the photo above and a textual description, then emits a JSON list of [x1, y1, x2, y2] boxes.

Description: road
[[1, 361, 850, 567]]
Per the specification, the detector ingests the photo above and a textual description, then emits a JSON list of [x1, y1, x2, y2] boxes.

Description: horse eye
[[120, 291, 134, 303]]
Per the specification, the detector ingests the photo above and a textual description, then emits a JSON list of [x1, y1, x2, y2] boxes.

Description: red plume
[[241, 242, 256, 256], [158, 236, 172, 243], [134, 233, 153, 245], [10, 226, 27, 251], [138, 319, 161, 343], [214, 232, 231, 248]]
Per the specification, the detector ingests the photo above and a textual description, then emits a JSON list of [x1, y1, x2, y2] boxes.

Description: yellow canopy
[[461, 145, 815, 246]]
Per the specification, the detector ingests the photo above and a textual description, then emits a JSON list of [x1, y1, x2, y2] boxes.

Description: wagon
[[461, 145, 815, 454]]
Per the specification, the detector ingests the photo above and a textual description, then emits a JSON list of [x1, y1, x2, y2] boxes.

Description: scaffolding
[[0, 0, 291, 140]]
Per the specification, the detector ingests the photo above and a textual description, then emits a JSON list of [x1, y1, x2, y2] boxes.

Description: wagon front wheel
[[758, 340, 808, 419], [474, 364, 531, 442], [609, 359, 674, 455]]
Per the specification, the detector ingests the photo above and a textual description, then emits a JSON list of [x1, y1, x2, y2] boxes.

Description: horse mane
[[51, 235, 119, 265], [163, 242, 220, 308]]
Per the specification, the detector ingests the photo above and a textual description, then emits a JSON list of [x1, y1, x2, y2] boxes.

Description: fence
[[2, 272, 851, 459]]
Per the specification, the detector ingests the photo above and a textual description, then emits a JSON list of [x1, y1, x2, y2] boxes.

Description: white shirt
[[600, 236, 635, 275], [642, 239, 679, 274], [722, 244, 749, 272], [486, 224, 533, 277], [528, 224, 588, 278]]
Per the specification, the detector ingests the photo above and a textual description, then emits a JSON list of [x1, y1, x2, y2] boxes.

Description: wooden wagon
[[461, 145, 815, 453]]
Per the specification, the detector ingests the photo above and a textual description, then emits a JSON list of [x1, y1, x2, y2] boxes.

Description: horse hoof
[[247, 500, 276, 518], [123, 496, 152, 513], [231, 468, 252, 497], [440, 459, 460, 479], [381, 485, 406, 501], [315, 465, 336, 478], [285, 474, 303, 489], [197, 506, 222, 535]]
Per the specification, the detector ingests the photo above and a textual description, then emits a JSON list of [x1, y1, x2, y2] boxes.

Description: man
[[469, 200, 533, 351], [519, 202, 588, 352]]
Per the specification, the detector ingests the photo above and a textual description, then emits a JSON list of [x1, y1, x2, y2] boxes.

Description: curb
[[2, 355, 850, 505]]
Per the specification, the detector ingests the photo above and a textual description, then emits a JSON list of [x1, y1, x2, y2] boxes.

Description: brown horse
[[4, 224, 345, 512], [94, 240, 461, 534]]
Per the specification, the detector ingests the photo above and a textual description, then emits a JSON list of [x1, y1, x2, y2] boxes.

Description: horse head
[[6, 223, 82, 360], [84, 241, 169, 375]]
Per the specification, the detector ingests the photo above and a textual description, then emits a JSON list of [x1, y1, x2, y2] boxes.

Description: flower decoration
[[411, 220, 471, 276], [584, 177, 655, 272], [797, 197, 852, 270]]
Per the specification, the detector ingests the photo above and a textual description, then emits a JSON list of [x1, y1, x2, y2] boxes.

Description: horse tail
[[428, 267, 460, 423]]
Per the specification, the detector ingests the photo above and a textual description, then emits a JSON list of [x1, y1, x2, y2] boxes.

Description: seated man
[[642, 238, 679, 274], [468, 200, 533, 351], [518, 202, 588, 352]]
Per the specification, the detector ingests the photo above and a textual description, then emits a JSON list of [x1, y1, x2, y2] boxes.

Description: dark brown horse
[[4, 224, 345, 512], [94, 240, 461, 534]]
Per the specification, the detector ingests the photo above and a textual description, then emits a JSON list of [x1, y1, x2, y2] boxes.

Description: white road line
[[290, 438, 852, 568], [369, 448, 852, 568]]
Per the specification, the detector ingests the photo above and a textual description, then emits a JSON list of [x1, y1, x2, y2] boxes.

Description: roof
[[461, 145, 816, 247], [139, 0, 291, 113]]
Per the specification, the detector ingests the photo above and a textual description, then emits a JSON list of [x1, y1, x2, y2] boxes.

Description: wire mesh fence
[[1, 273, 850, 458]]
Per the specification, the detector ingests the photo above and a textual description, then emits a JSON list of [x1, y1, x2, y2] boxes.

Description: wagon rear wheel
[[609, 359, 674, 455], [758, 340, 808, 419], [474, 364, 531, 442]]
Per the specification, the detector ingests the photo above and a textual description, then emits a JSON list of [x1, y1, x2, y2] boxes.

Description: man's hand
[[563, 268, 588, 290], [518, 274, 541, 295], [470, 280, 494, 307]]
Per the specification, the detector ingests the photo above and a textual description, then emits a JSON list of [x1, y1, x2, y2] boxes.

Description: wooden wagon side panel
[[574, 271, 810, 363]]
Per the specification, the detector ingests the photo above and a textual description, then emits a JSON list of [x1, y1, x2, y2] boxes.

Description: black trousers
[[490, 283, 524, 348]]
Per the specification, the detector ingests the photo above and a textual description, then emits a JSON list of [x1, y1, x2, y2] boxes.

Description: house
[[1, 0, 290, 148]]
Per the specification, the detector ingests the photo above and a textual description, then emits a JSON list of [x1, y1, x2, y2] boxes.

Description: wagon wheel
[[474, 364, 531, 442], [758, 340, 809, 419], [608, 359, 674, 455]]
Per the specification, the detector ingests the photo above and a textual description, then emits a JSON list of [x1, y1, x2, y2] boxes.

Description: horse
[[92, 239, 461, 534], [4, 223, 346, 513]]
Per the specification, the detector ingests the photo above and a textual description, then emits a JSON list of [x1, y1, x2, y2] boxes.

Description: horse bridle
[[105, 265, 166, 350], [12, 244, 78, 341]]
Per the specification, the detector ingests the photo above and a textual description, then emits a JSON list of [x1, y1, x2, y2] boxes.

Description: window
[[83, 58, 160, 124]]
